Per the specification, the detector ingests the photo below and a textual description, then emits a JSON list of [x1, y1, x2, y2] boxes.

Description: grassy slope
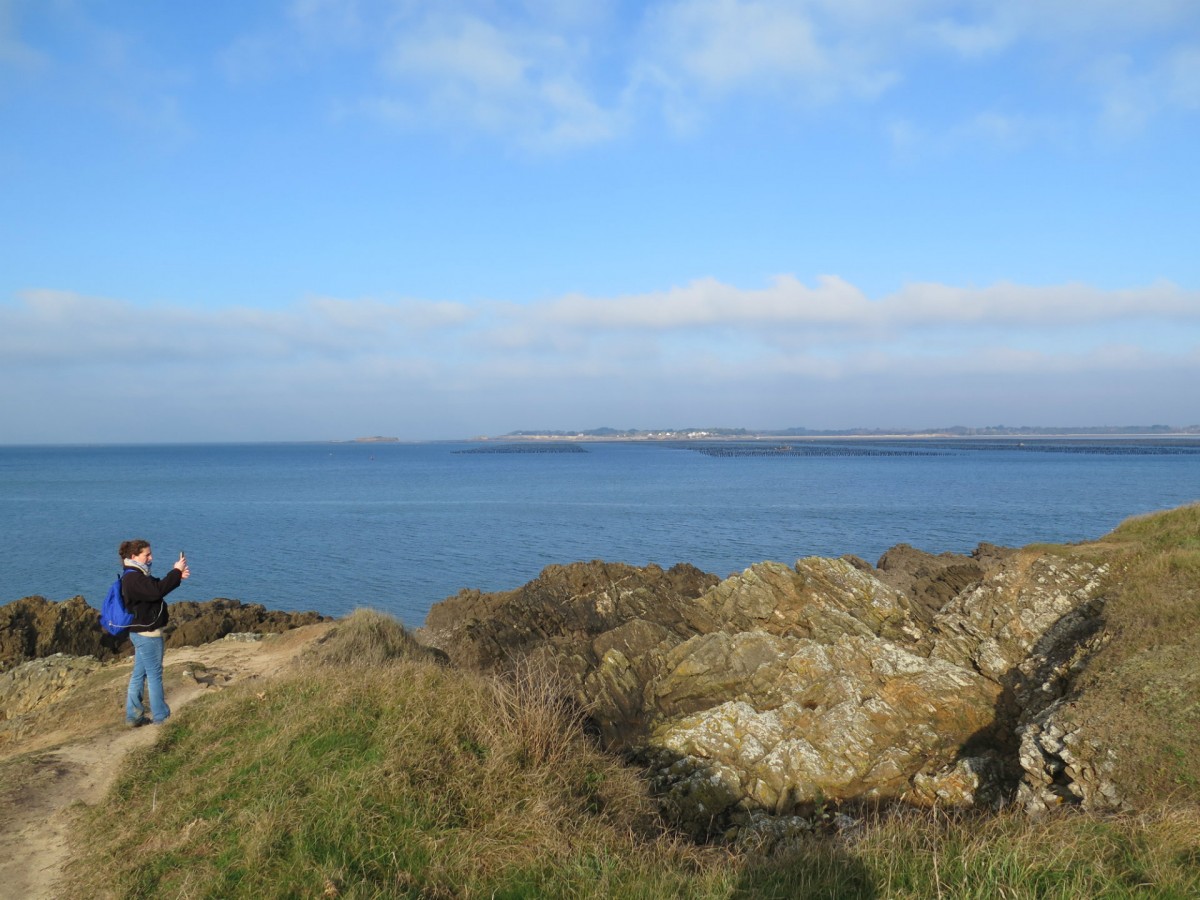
[[61, 510, 1200, 898], [1080, 502, 1200, 802]]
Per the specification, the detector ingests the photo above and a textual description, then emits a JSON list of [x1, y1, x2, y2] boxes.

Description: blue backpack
[[100, 570, 135, 636]]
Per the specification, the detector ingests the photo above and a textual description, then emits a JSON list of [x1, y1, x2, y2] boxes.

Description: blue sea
[[1, 439, 1198, 625]]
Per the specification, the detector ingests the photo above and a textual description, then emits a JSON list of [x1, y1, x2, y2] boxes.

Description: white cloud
[[288, 0, 365, 43], [1165, 45, 1200, 108], [8, 278, 1194, 374], [11, 0, 1200, 153], [533, 276, 1200, 332], [997, 0, 1197, 40], [0, 290, 481, 367], [387, 15, 529, 92], [360, 10, 626, 149], [540, 275, 865, 328], [305, 296, 476, 330], [887, 280, 1200, 326], [1088, 43, 1200, 135], [0, 1, 194, 145], [633, 0, 900, 127], [0, 0, 44, 73], [201, 0, 1200, 149], [920, 17, 1013, 59], [3, 278, 1197, 441], [217, 33, 295, 84], [645, 0, 826, 91]]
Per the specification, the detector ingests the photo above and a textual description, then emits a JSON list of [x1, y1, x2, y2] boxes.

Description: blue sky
[[2, 0, 1198, 442]]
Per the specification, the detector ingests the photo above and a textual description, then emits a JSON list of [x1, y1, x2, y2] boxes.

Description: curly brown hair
[[119, 539, 150, 560]]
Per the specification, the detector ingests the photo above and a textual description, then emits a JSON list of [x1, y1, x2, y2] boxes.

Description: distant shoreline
[[3, 428, 1199, 449], [479, 430, 1200, 443]]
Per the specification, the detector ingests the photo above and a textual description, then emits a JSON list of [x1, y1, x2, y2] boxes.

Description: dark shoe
[[126, 716, 150, 727]]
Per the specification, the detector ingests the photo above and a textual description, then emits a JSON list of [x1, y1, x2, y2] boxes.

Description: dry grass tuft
[[301, 607, 440, 668]]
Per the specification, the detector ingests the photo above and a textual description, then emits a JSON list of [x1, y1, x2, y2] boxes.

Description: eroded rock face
[[421, 545, 1120, 836], [418, 560, 718, 673], [164, 599, 327, 649], [648, 634, 1000, 815], [1017, 699, 1125, 815], [0, 595, 328, 673], [875, 542, 1016, 625], [0, 653, 103, 723], [908, 753, 1006, 809], [0, 597, 112, 674], [681, 558, 925, 645], [929, 554, 1109, 684]]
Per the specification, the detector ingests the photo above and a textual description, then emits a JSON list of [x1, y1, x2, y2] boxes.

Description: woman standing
[[119, 539, 189, 726]]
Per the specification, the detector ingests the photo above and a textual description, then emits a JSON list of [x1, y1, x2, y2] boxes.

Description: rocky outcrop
[[0, 597, 109, 674], [873, 542, 1012, 625], [419, 560, 718, 675], [1016, 699, 1125, 814], [421, 543, 1118, 838], [929, 553, 1108, 684], [0, 653, 103, 723], [162, 599, 328, 650], [0, 595, 328, 673], [646, 633, 1000, 813], [681, 557, 926, 645]]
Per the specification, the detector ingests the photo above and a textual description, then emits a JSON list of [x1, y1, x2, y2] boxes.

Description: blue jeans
[[126, 632, 170, 724]]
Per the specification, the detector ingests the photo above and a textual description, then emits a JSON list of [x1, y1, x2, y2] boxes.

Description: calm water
[[1, 439, 1198, 624]]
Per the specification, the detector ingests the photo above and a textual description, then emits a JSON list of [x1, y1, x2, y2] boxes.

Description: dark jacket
[[120, 567, 181, 632]]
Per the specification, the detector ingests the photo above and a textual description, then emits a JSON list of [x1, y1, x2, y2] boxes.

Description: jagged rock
[[727, 809, 817, 852], [647, 634, 1000, 812], [908, 754, 1006, 809], [0, 595, 328, 673], [422, 557, 1010, 832], [839, 554, 874, 573], [0, 597, 117, 673], [658, 549, 1122, 825], [874, 543, 1008, 624], [0, 653, 102, 724], [165, 599, 326, 649], [418, 560, 719, 673], [929, 555, 1109, 683], [182, 663, 236, 688], [681, 558, 926, 645], [1016, 699, 1126, 815], [421, 544, 1127, 836], [640, 748, 745, 841]]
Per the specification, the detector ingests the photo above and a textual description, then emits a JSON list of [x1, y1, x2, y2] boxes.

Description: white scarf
[[123, 559, 150, 575]]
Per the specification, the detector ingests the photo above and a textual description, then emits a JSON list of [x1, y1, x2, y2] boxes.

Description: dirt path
[[0, 624, 332, 900]]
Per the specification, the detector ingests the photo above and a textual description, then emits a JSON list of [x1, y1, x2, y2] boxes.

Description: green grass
[[1071, 503, 1200, 803], [64, 615, 728, 898], [837, 807, 1200, 900], [1103, 503, 1200, 555], [62, 651, 1200, 899], [62, 650, 1200, 897]]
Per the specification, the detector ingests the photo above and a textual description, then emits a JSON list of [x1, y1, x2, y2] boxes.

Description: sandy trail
[[0, 624, 332, 900]]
